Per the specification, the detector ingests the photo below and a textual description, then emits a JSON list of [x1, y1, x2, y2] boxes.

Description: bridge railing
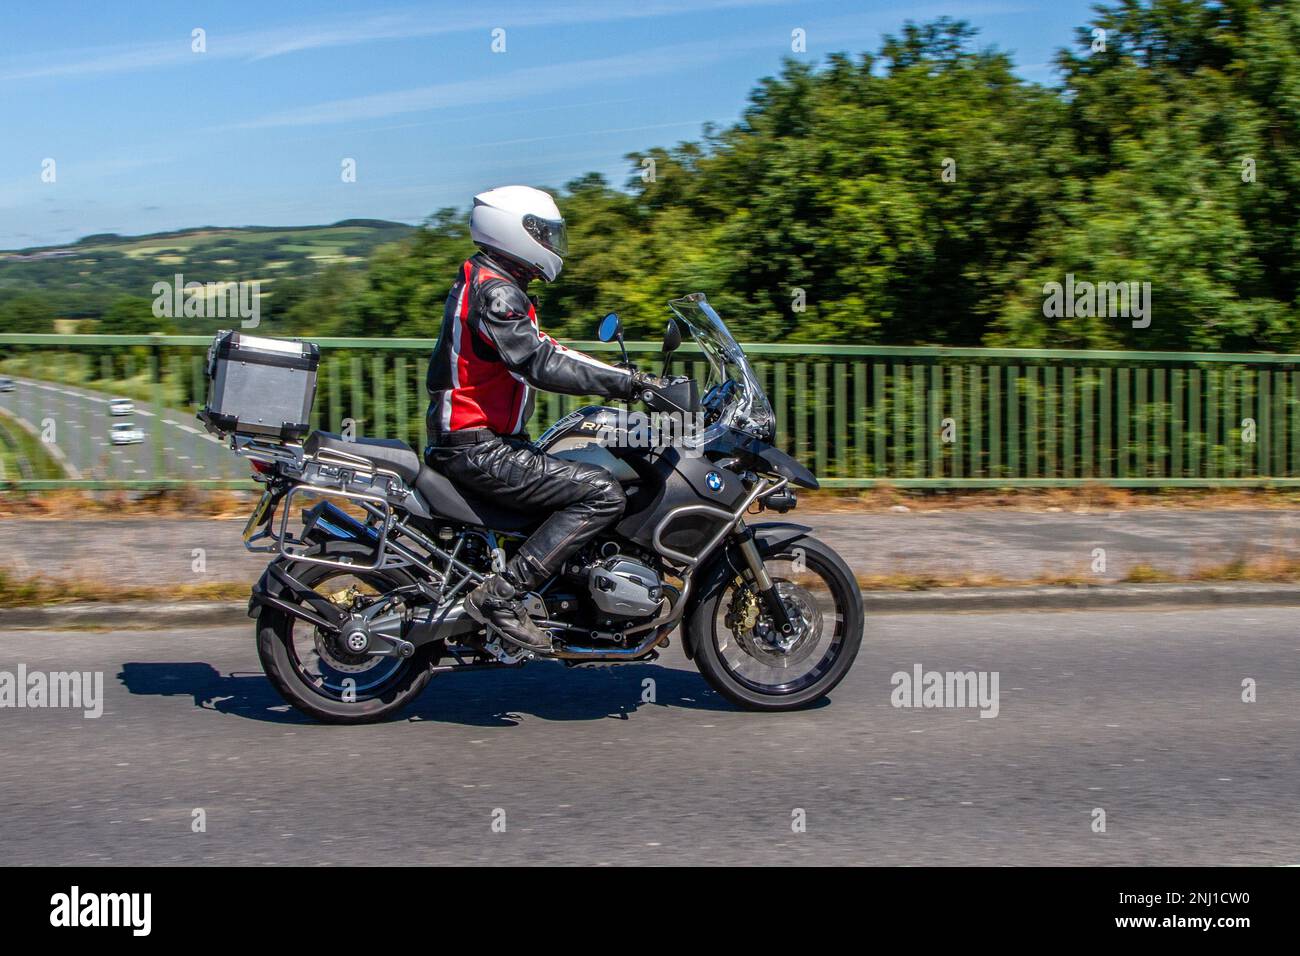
[[2, 332, 1298, 489]]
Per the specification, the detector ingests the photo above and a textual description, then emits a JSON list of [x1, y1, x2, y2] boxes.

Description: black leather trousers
[[425, 434, 626, 588]]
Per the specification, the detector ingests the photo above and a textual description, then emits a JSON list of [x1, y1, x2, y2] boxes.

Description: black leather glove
[[628, 372, 697, 415], [627, 370, 668, 400]]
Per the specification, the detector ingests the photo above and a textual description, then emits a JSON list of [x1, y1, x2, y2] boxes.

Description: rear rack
[[232, 433, 409, 571]]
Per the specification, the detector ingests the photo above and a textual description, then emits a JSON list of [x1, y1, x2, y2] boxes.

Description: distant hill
[[0, 220, 418, 326], [2, 219, 415, 258]]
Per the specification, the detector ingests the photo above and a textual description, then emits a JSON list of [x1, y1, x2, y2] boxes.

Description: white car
[[0, 377, 15, 393], [109, 398, 134, 416], [110, 421, 144, 445]]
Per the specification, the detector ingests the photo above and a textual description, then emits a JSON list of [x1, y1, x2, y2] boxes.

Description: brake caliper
[[326, 585, 362, 608], [725, 579, 761, 634]]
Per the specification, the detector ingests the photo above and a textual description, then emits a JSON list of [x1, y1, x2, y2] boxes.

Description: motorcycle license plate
[[242, 490, 275, 542]]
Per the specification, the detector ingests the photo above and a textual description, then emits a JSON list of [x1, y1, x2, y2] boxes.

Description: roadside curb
[[861, 582, 1300, 612], [5, 583, 1300, 629]]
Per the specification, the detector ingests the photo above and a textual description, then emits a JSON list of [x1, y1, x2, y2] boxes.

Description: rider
[[425, 185, 665, 652]]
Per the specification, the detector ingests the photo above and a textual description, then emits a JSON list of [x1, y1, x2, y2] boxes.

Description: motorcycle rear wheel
[[256, 541, 436, 724]]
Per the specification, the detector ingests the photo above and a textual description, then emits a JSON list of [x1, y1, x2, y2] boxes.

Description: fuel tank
[[534, 405, 645, 484], [536, 405, 748, 557]]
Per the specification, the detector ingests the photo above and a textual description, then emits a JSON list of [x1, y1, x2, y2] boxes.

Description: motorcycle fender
[[680, 521, 814, 660], [247, 561, 347, 632], [754, 445, 819, 490]]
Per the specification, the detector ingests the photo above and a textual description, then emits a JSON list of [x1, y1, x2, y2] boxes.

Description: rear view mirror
[[597, 312, 623, 343], [662, 319, 681, 356], [598, 311, 629, 367], [660, 319, 682, 377]]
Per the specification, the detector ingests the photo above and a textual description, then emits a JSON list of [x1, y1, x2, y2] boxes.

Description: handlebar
[[637, 376, 700, 416]]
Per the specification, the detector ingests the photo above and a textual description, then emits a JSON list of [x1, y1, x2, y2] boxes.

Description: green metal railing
[[2, 332, 1299, 489]]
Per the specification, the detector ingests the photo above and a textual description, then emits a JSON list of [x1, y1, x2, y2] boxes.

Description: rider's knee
[[585, 470, 626, 519]]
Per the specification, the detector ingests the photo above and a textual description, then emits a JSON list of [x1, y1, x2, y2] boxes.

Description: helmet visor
[[523, 214, 568, 256]]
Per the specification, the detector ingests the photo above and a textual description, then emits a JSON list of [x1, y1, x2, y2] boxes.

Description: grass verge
[[0, 410, 68, 480], [7, 484, 1300, 519], [0, 357, 185, 409], [803, 484, 1300, 512], [0, 567, 249, 607], [854, 553, 1300, 591], [5, 553, 1300, 608], [0, 487, 254, 518]]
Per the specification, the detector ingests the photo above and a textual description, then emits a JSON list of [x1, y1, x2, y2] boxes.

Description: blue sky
[[0, 0, 1098, 249]]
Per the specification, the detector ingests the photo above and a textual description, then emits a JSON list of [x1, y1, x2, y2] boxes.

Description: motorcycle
[[205, 293, 863, 723]]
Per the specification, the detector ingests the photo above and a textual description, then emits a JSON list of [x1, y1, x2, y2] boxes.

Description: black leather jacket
[[426, 252, 633, 437]]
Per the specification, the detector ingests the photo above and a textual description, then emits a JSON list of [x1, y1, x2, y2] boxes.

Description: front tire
[[688, 534, 863, 711]]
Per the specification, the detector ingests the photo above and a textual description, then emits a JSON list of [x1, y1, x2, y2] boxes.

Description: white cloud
[[233, 37, 754, 130], [0, 0, 794, 83]]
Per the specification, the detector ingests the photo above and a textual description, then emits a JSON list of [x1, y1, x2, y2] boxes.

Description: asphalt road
[[1, 606, 1295, 865], [5, 509, 1298, 587], [0, 376, 245, 481]]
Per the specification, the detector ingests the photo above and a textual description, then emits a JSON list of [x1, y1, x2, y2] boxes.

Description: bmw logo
[[705, 471, 724, 492]]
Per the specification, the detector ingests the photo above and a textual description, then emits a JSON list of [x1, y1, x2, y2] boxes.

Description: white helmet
[[470, 185, 568, 282]]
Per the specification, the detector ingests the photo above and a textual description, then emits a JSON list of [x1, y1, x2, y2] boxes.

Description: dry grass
[[853, 552, 1300, 591], [1119, 563, 1179, 584], [0, 566, 249, 607], [5, 551, 1300, 608], [801, 484, 1300, 513], [1185, 553, 1300, 583], [3, 483, 1298, 519], [0, 488, 254, 520], [853, 567, 1094, 591]]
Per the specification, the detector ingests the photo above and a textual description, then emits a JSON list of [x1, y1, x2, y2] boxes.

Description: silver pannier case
[[199, 330, 320, 442]]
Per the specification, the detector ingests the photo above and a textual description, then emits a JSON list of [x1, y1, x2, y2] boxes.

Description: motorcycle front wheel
[[688, 534, 863, 711]]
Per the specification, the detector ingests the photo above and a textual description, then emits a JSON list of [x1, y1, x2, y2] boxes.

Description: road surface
[[1, 606, 1295, 865]]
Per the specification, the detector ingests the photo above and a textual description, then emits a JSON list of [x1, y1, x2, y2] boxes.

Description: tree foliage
[[47, 1, 1300, 353]]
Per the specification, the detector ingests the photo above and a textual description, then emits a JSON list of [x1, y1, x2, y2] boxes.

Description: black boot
[[464, 570, 551, 651]]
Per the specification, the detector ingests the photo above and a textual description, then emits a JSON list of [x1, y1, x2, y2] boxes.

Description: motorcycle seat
[[304, 431, 536, 531], [413, 463, 538, 531]]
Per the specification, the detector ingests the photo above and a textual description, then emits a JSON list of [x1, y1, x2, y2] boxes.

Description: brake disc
[[729, 580, 824, 668]]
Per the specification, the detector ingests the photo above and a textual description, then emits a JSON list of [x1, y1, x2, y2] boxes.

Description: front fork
[[732, 520, 795, 636]]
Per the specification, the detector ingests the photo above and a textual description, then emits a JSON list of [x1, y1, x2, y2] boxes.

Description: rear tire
[[256, 542, 436, 724], [688, 534, 863, 711]]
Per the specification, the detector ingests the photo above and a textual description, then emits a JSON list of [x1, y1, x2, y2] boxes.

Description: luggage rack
[[233, 433, 401, 572], [232, 434, 307, 472]]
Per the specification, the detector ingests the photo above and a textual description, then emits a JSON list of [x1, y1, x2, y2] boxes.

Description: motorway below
[[0, 606, 1296, 865], [0, 376, 245, 481]]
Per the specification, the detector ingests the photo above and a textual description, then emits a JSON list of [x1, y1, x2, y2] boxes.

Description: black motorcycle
[[206, 294, 863, 723]]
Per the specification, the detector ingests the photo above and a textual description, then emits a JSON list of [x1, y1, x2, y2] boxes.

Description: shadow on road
[[117, 658, 749, 726]]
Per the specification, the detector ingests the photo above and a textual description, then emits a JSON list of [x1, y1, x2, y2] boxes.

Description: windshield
[[668, 293, 774, 441]]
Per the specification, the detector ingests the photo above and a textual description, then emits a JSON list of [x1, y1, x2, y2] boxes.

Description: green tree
[[0, 295, 57, 333], [96, 296, 170, 334], [275, 2, 1300, 352]]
